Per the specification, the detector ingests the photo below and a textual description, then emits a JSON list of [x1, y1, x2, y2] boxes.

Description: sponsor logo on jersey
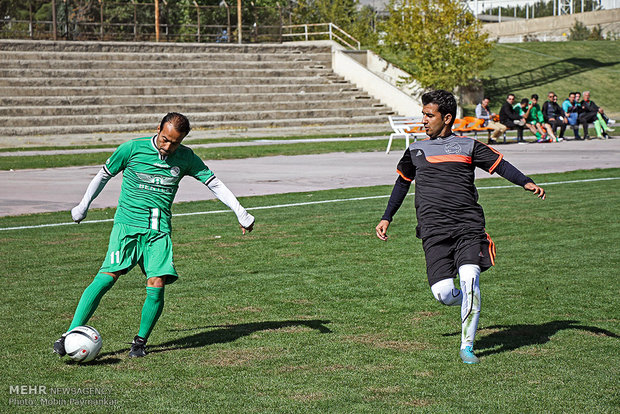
[[170, 166, 180, 177], [444, 143, 462, 155], [136, 172, 179, 186], [138, 184, 174, 194], [416, 150, 423, 156]]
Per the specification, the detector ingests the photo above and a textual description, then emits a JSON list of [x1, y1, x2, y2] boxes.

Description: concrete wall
[[483, 9, 620, 42], [331, 47, 423, 117]]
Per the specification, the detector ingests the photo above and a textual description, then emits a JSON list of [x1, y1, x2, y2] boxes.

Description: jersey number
[[110, 250, 121, 264]]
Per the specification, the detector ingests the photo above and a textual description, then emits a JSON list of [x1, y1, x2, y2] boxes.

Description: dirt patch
[[411, 311, 441, 322], [323, 364, 356, 372], [401, 399, 433, 407], [289, 392, 325, 402]]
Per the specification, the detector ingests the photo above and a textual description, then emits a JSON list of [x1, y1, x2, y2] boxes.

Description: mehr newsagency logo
[[8, 385, 118, 408]]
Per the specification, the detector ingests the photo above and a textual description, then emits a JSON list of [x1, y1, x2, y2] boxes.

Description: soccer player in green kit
[[53, 113, 255, 358]]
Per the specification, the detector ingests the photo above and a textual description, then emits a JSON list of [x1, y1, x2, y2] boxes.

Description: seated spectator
[[514, 98, 539, 139], [528, 94, 553, 142], [552, 94, 568, 140], [499, 94, 526, 142], [541, 91, 564, 142], [475, 97, 506, 144], [562, 92, 582, 140], [579, 91, 613, 139]]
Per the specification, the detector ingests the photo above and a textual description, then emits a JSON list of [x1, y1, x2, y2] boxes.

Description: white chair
[[387, 116, 426, 154]]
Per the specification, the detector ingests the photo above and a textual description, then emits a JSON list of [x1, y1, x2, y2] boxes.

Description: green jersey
[[104, 136, 214, 234], [528, 102, 544, 124]]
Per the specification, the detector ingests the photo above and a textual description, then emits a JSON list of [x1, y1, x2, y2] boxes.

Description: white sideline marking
[[1, 176, 618, 232]]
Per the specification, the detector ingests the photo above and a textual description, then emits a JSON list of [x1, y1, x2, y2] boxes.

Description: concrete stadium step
[[0, 76, 335, 88], [3, 115, 390, 137], [0, 67, 331, 79], [0, 84, 360, 96], [5, 107, 394, 128], [1, 91, 367, 107], [1, 99, 386, 117], [3, 59, 327, 71], [0, 50, 332, 64], [0, 39, 396, 139]]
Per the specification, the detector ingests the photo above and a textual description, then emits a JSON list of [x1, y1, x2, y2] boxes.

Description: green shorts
[[99, 223, 178, 284]]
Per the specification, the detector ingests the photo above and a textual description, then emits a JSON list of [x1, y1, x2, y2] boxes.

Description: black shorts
[[422, 232, 495, 286]]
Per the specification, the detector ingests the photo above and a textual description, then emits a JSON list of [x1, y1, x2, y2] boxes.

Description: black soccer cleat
[[128, 335, 147, 358], [53, 333, 67, 357]]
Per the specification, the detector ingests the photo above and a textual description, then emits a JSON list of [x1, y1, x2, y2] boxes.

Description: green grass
[[479, 41, 620, 116], [0, 139, 390, 171], [1, 168, 619, 412]]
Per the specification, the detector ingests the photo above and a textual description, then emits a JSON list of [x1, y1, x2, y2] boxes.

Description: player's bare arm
[[375, 219, 390, 241], [524, 182, 546, 200]]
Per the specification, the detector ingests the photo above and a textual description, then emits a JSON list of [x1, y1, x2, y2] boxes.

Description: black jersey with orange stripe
[[396, 134, 503, 239]]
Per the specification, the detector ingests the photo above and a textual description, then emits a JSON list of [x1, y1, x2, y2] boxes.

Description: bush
[[569, 20, 605, 41]]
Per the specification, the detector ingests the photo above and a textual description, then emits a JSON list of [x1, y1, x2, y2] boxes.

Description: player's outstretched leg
[[129, 286, 165, 358], [459, 264, 481, 364], [53, 273, 116, 356]]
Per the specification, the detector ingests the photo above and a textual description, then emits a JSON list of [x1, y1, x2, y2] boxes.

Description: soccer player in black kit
[[375, 90, 546, 364]]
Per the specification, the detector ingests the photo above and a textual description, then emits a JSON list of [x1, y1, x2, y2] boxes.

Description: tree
[[291, 0, 377, 46], [380, 0, 493, 92]]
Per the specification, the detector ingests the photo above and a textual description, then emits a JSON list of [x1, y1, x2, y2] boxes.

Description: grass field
[[1, 168, 619, 413]]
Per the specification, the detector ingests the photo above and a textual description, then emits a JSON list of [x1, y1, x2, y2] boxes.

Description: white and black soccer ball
[[64, 325, 102, 363]]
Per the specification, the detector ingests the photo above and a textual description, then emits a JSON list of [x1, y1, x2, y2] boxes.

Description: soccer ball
[[64, 325, 102, 363]]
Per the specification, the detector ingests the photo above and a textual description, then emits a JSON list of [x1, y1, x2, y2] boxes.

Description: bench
[[386, 116, 426, 154], [453, 116, 494, 140]]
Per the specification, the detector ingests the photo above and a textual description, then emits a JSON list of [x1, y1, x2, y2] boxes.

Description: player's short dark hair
[[520, 98, 529, 105], [569, 92, 576, 96], [160, 112, 191, 137], [507, 93, 515, 99], [421, 90, 457, 122], [531, 94, 539, 100]]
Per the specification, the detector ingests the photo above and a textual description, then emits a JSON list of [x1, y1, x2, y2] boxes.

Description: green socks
[[68, 275, 165, 341], [68, 273, 115, 331], [137, 286, 165, 340]]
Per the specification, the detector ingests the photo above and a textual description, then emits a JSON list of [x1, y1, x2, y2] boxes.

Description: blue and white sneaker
[[459, 346, 479, 364]]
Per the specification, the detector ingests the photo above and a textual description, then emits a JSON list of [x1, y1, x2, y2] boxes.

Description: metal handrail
[[281, 23, 360, 50]]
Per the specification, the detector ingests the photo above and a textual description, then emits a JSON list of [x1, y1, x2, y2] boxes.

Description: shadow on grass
[[446, 320, 618, 358], [93, 319, 332, 363], [484, 58, 620, 100]]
